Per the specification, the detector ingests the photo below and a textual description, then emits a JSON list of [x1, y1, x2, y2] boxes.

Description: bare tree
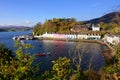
[[68, 42, 101, 72], [68, 42, 89, 72]]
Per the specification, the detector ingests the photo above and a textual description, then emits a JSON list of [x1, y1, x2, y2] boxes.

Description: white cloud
[[24, 20, 32, 24], [23, 20, 35, 27]]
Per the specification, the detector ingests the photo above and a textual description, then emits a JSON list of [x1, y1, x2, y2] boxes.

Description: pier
[[13, 35, 34, 41]]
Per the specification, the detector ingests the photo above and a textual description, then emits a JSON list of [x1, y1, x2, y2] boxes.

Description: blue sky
[[0, 0, 120, 27]]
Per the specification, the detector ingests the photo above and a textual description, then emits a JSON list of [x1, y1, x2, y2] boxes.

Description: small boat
[[36, 53, 46, 57], [47, 52, 51, 55], [13, 36, 18, 40], [20, 40, 25, 43]]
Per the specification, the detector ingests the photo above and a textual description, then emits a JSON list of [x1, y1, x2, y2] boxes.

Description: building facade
[[91, 24, 100, 31], [103, 35, 120, 45], [41, 32, 101, 40]]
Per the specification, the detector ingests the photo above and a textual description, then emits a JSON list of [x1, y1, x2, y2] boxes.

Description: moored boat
[[36, 53, 46, 57], [12, 35, 34, 41]]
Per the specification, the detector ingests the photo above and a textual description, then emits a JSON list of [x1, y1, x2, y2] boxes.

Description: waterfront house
[[53, 34, 60, 39], [66, 34, 77, 40], [42, 32, 50, 38], [58, 34, 66, 39], [87, 33, 101, 40], [103, 35, 120, 45], [41, 32, 101, 41], [77, 33, 88, 39]]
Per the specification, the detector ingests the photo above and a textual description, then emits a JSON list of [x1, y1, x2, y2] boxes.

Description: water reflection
[[33, 40, 105, 72]]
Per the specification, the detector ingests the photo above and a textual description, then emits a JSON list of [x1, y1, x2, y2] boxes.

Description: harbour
[[0, 31, 106, 72]]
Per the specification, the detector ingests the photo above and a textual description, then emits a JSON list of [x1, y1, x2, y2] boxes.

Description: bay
[[0, 31, 105, 73]]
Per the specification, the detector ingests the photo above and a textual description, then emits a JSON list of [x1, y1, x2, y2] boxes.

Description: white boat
[[12, 35, 34, 41], [12, 36, 18, 40]]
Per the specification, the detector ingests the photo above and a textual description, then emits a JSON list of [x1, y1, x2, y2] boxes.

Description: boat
[[12, 35, 34, 41], [36, 53, 46, 57], [13, 36, 18, 40], [20, 40, 25, 44], [47, 52, 51, 55]]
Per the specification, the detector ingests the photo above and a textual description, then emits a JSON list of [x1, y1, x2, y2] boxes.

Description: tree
[[33, 18, 77, 35], [68, 43, 90, 72], [0, 44, 13, 65], [0, 42, 39, 80], [99, 43, 120, 80], [52, 57, 72, 80], [33, 22, 42, 35], [111, 27, 120, 34]]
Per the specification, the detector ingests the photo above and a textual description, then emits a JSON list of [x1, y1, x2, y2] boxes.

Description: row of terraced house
[[40, 32, 101, 40], [35, 32, 120, 45]]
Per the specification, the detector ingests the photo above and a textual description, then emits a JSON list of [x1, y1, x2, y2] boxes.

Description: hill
[[0, 29, 7, 32], [0, 25, 32, 32], [86, 12, 120, 25]]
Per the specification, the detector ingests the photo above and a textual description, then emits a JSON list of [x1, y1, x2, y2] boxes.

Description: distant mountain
[[0, 25, 32, 32], [0, 29, 7, 32], [85, 12, 120, 25]]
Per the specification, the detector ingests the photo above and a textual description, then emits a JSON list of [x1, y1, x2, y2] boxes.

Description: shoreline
[[36, 38, 114, 49]]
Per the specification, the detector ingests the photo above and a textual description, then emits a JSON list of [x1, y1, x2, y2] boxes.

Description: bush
[[0, 42, 38, 80]]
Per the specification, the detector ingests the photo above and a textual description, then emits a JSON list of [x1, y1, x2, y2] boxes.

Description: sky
[[0, 0, 120, 27]]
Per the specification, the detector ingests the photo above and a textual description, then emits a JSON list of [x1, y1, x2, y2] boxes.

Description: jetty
[[13, 35, 34, 41]]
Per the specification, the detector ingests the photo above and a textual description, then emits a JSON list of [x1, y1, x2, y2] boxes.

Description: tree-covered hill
[[33, 12, 120, 35], [33, 18, 84, 35]]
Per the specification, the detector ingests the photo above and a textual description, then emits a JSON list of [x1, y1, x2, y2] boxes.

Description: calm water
[[0, 31, 105, 72]]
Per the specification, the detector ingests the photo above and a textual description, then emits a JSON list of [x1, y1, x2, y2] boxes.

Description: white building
[[77, 34, 88, 39], [92, 24, 100, 31], [104, 35, 120, 45], [66, 34, 76, 40], [87, 34, 101, 40], [77, 33, 101, 40]]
